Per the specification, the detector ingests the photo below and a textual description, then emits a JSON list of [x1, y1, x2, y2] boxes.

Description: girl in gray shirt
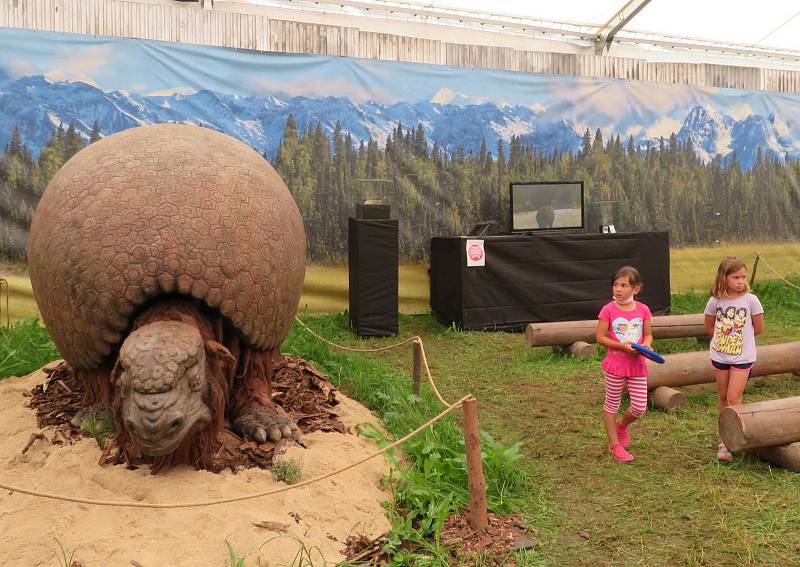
[[704, 257, 764, 463]]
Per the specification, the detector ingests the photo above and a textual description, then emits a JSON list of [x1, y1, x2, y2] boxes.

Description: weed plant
[[54, 538, 77, 567], [226, 535, 327, 566], [81, 409, 116, 449], [271, 457, 303, 484], [225, 540, 247, 567]]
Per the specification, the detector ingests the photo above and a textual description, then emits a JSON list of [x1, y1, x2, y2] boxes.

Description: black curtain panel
[[348, 218, 399, 337], [430, 232, 670, 330]]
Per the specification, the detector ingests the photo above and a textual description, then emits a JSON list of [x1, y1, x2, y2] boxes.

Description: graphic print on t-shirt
[[711, 306, 746, 356], [611, 317, 643, 344]]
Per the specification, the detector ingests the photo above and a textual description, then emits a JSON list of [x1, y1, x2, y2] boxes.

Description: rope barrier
[[293, 316, 418, 353], [294, 316, 453, 407], [0, 395, 471, 509], [756, 253, 800, 292], [416, 338, 450, 407]]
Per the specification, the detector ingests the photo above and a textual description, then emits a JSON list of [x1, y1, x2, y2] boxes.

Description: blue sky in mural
[[3, 26, 800, 169]]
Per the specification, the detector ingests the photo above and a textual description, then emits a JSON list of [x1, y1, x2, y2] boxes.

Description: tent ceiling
[[423, 0, 800, 52], [240, 0, 800, 61]]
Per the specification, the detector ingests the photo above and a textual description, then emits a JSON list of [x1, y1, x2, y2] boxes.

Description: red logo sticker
[[468, 243, 484, 261]]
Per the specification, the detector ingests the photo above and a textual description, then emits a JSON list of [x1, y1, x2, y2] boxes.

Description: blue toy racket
[[631, 343, 666, 364]]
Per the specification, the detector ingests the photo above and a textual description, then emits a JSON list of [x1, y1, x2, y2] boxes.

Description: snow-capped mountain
[[0, 75, 184, 152], [1, 74, 798, 170], [677, 106, 735, 163], [0, 74, 584, 159], [676, 105, 800, 168]]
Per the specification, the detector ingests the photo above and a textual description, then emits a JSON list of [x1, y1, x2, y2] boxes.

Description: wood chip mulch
[[342, 510, 536, 566], [439, 510, 535, 564], [342, 533, 390, 565], [27, 363, 84, 445], [26, 355, 347, 473]]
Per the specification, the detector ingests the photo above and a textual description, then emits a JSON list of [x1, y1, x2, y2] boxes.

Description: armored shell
[[28, 124, 306, 370]]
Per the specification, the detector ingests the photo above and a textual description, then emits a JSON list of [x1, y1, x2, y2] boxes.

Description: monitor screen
[[510, 181, 584, 233]]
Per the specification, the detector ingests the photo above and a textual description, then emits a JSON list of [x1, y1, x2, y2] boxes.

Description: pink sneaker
[[717, 443, 732, 463], [616, 423, 631, 449], [609, 443, 634, 462]]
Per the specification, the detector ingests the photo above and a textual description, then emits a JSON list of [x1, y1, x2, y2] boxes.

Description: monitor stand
[[466, 220, 497, 237], [514, 228, 587, 236]]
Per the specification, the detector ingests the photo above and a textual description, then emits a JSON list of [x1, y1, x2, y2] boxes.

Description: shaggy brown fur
[[109, 299, 280, 473], [75, 366, 115, 406]]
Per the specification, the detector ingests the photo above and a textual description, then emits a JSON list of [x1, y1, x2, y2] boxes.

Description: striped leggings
[[603, 371, 648, 417]]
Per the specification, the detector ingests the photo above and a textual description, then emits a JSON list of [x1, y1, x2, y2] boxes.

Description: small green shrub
[[80, 409, 116, 449], [271, 458, 303, 485]]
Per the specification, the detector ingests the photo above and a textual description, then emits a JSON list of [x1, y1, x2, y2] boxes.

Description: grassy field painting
[[3, 241, 799, 322]]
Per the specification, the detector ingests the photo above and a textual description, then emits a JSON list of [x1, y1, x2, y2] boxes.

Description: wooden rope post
[[0, 278, 8, 328], [750, 253, 760, 287], [412, 339, 422, 396], [462, 396, 488, 531]]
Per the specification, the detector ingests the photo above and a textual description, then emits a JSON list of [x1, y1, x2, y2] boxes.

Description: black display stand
[[430, 231, 670, 330], [348, 217, 399, 337]]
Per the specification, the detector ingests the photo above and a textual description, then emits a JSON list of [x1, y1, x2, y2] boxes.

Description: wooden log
[[563, 341, 598, 358], [719, 396, 800, 452], [525, 314, 707, 347], [649, 386, 687, 412], [753, 442, 800, 472], [647, 342, 800, 390], [462, 397, 488, 531]]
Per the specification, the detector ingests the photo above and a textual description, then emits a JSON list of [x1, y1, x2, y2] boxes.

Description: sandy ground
[[0, 367, 392, 566]]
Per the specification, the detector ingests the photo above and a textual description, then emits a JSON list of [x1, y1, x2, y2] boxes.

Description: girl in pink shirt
[[596, 266, 653, 462]]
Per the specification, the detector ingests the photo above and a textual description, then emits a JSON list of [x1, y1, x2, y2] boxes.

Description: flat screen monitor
[[510, 181, 584, 233]]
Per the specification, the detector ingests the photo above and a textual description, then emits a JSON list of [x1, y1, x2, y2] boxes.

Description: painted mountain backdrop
[[1, 28, 799, 262], [3, 69, 800, 171]]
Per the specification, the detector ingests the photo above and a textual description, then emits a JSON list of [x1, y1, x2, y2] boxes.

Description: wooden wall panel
[[1, 0, 799, 93]]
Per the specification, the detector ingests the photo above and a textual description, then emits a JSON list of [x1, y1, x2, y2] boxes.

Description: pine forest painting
[[1, 27, 799, 262]]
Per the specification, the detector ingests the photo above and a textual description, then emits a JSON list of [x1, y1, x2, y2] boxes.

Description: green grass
[[288, 276, 800, 566], [283, 313, 533, 565], [0, 318, 60, 379], [4, 260, 800, 565]]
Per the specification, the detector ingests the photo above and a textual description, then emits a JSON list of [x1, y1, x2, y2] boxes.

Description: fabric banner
[[0, 27, 799, 262]]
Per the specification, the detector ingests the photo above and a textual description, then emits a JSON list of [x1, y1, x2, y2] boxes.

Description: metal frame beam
[[594, 0, 652, 54], [247, 0, 596, 41], [230, 0, 800, 62]]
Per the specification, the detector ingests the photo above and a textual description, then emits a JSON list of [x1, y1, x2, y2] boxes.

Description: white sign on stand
[[465, 239, 485, 267]]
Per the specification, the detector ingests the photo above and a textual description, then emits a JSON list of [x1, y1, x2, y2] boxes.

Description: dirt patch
[[342, 510, 536, 566], [0, 364, 392, 565]]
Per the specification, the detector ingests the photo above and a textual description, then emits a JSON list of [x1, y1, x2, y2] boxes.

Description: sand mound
[[0, 367, 391, 566]]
